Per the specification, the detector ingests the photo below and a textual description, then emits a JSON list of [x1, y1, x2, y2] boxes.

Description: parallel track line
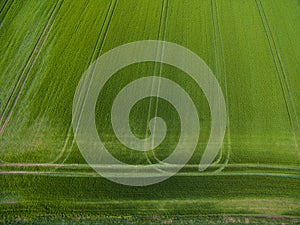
[[144, 0, 169, 165], [1, 170, 299, 179], [53, 0, 119, 163], [210, 0, 231, 171], [0, 0, 13, 26], [255, 0, 299, 152], [1, 163, 300, 171], [0, 0, 64, 137]]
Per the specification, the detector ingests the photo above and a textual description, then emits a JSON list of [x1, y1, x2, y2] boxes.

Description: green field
[[0, 0, 299, 223]]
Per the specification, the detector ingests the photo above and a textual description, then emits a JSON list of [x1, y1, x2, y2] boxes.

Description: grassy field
[[0, 0, 299, 223]]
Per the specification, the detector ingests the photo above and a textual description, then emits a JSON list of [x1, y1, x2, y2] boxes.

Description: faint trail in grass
[[144, 0, 169, 166], [1, 163, 300, 172], [0, 202, 17, 205], [210, 0, 221, 165], [0, 0, 13, 26], [0, 0, 64, 137], [0, 0, 9, 13], [210, 0, 231, 172], [29, 1, 91, 155], [2, 162, 300, 179], [1, 170, 299, 179], [151, 0, 169, 162], [53, 0, 119, 164], [255, 0, 299, 151], [257, 0, 299, 127]]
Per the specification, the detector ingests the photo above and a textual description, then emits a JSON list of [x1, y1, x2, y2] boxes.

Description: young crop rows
[[0, 0, 299, 222]]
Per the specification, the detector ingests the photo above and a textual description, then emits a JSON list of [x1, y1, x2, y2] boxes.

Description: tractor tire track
[[144, 0, 169, 166], [0, 0, 9, 13], [210, 0, 231, 172], [53, 0, 119, 164], [1, 170, 299, 180], [210, 0, 222, 165], [1, 163, 300, 172], [0, 0, 13, 26], [0, 0, 62, 123], [2, 162, 300, 180], [255, 0, 299, 150], [0, 0, 64, 137]]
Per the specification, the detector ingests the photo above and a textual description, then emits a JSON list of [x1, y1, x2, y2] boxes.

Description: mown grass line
[[210, 0, 231, 171], [0, 0, 13, 26], [255, 0, 299, 150], [0, 0, 64, 137], [144, 0, 169, 165], [53, 0, 119, 164]]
